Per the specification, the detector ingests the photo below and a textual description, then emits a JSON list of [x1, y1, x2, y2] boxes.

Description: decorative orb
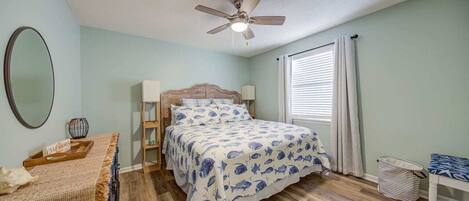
[[68, 118, 89, 139]]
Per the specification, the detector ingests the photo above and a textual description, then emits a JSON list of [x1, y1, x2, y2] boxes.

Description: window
[[290, 45, 334, 122]]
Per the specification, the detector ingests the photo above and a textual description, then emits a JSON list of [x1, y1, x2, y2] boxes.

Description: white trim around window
[[289, 44, 334, 123]]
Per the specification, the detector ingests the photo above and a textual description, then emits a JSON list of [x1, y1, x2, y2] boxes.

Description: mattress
[[163, 119, 330, 201]]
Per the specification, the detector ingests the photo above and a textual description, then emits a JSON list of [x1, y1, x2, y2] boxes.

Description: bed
[[161, 84, 330, 201]]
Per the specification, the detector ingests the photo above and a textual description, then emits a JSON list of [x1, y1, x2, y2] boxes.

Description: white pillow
[[211, 98, 234, 105], [181, 98, 211, 107], [218, 104, 252, 122], [171, 105, 220, 126]]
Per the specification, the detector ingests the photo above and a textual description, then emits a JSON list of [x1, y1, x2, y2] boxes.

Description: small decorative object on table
[[23, 140, 94, 168], [68, 118, 89, 139], [42, 139, 71, 156], [0, 166, 38, 195]]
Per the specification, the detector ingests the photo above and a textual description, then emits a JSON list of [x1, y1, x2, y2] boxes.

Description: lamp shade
[[142, 80, 160, 102], [241, 85, 255, 100]]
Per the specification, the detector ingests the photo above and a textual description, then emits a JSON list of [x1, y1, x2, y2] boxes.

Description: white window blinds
[[290, 45, 334, 121]]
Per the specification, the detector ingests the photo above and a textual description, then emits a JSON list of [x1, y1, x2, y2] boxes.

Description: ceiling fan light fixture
[[196, 0, 286, 40], [230, 18, 248, 32], [231, 22, 248, 32]]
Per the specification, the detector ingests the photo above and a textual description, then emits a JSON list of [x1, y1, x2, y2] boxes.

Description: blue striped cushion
[[428, 154, 469, 182]]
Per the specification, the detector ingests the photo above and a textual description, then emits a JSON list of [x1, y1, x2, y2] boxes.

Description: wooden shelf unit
[[140, 101, 161, 173], [143, 120, 160, 128]]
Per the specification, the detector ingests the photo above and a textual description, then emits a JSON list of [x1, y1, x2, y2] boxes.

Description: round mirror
[[4, 27, 54, 129]]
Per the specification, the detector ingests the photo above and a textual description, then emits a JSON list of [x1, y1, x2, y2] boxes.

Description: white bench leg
[[429, 174, 438, 201]]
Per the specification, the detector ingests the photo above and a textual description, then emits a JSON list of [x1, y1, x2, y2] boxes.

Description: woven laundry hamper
[[377, 156, 427, 201]]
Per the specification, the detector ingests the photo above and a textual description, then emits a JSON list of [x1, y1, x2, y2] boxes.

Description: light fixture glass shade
[[241, 85, 255, 100], [231, 22, 248, 32], [142, 80, 160, 102], [231, 18, 248, 32]]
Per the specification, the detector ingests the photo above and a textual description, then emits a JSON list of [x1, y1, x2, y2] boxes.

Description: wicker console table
[[0, 132, 120, 201]]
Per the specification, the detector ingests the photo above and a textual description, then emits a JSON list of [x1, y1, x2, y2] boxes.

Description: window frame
[[288, 44, 334, 123]]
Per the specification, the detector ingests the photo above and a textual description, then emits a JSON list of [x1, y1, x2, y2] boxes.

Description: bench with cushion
[[428, 153, 469, 201]]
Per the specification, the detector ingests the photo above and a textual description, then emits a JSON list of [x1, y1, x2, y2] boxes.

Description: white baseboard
[[362, 174, 458, 201], [119, 164, 143, 173], [363, 173, 378, 183]]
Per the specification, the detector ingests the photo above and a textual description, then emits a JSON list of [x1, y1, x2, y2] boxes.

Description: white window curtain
[[277, 55, 292, 123], [330, 36, 364, 177]]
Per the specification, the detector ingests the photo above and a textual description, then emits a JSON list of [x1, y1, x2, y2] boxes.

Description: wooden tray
[[23, 140, 94, 168]]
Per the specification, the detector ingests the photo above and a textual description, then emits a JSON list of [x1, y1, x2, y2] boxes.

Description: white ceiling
[[67, 0, 404, 57]]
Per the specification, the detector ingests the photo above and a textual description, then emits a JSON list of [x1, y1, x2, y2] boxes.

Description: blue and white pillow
[[181, 98, 211, 107], [218, 104, 252, 122], [211, 98, 234, 105], [171, 105, 220, 126]]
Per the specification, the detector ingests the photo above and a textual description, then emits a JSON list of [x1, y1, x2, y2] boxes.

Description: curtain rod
[[276, 34, 358, 61]]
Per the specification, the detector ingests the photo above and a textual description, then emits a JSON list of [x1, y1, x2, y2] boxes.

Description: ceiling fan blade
[[250, 16, 286, 25], [242, 27, 255, 40], [240, 0, 260, 14], [195, 5, 231, 18], [207, 23, 230, 34]]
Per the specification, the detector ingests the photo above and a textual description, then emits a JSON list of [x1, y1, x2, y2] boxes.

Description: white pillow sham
[[218, 104, 252, 122], [211, 98, 234, 105], [171, 104, 220, 126], [181, 98, 211, 107]]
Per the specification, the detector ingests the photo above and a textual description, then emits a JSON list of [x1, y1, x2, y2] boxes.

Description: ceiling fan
[[195, 0, 286, 40]]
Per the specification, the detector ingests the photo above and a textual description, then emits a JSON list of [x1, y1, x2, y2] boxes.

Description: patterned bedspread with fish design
[[163, 119, 330, 201]]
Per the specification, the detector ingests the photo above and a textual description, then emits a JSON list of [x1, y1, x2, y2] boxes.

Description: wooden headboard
[[160, 83, 241, 137]]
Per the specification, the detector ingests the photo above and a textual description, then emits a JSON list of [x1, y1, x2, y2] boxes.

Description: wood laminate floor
[[119, 169, 426, 201]]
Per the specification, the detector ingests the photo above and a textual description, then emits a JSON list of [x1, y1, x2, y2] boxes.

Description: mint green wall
[[80, 26, 251, 168], [1, 0, 467, 199], [250, 0, 469, 199], [0, 0, 82, 167]]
